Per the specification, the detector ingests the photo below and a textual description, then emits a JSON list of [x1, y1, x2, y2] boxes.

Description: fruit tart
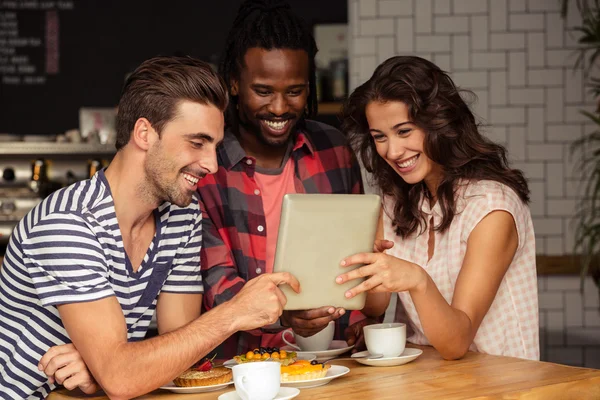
[[233, 346, 297, 366], [280, 360, 331, 382], [173, 354, 232, 387]]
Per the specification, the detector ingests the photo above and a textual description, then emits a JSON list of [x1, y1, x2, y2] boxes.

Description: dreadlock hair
[[219, 0, 318, 125]]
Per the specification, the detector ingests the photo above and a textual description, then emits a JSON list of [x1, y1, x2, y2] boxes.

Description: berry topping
[[196, 353, 217, 371]]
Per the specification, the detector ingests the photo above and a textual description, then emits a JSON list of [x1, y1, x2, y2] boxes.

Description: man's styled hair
[[219, 0, 318, 122], [115, 56, 228, 150]]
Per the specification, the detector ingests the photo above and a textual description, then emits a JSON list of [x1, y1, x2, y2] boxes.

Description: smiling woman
[[338, 56, 539, 361], [365, 101, 441, 189]]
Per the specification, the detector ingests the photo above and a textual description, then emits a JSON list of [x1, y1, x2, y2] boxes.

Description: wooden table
[[48, 346, 600, 400]]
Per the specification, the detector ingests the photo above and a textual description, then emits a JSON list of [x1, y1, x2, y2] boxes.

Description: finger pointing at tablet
[[268, 272, 301, 294], [225, 272, 301, 331]]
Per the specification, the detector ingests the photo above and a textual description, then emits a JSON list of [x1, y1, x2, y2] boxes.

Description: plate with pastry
[[160, 355, 233, 393], [280, 360, 350, 389], [223, 346, 316, 368]]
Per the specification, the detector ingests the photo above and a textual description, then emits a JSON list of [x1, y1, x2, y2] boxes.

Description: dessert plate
[[159, 380, 233, 393], [353, 348, 423, 367], [218, 387, 300, 400], [222, 353, 316, 368], [281, 365, 350, 389], [282, 340, 354, 362]]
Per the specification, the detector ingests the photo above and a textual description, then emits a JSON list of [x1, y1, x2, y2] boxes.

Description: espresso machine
[[0, 141, 115, 255]]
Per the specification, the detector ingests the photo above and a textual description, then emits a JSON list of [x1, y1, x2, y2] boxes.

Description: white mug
[[232, 361, 280, 400], [364, 322, 406, 358], [282, 321, 334, 352]]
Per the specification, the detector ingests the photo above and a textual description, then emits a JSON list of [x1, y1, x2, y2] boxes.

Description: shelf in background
[[536, 255, 594, 275], [0, 142, 116, 156], [318, 102, 343, 115]]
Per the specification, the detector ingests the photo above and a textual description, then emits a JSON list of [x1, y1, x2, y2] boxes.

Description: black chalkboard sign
[[0, 0, 346, 136]]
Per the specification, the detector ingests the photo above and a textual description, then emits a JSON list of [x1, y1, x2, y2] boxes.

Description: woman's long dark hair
[[342, 56, 529, 238]]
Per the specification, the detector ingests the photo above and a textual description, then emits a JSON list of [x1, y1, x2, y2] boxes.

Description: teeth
[[183, 173, 199, 185], [263, 120, 288, 130], [397, 155, 418, 169]]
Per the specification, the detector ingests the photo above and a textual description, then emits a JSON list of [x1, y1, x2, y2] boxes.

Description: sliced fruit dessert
[[173, 354, 232, 387], [233, 346, 297, 366], [280, 360, 331, 382]]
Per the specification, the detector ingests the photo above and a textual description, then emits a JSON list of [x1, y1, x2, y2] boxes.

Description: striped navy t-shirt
[[0, 170, 203, 399]]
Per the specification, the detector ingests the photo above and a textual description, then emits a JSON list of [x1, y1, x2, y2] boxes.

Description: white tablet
[[273, 193, 381, 310]]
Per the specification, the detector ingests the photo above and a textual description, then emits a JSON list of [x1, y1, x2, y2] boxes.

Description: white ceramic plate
[[159, 380, 233, 393], [353, 348, 423, 367], [282, 340, 354, 362], [218, 387, 300, 400], [281, 365, 350, 389], [222, 353, 317, 368]]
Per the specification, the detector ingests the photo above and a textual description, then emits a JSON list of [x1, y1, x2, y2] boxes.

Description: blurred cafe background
[[1, 0, 599, 370], [0, 0, 349, 254]]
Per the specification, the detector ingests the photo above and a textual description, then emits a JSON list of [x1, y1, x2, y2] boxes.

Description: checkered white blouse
[[384, 180, 539, 360]]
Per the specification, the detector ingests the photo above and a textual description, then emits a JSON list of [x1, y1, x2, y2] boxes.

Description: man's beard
[[144, 151, 196, 208]]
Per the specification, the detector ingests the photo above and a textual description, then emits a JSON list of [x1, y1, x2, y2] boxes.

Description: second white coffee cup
[[363, 322, 406, 358]]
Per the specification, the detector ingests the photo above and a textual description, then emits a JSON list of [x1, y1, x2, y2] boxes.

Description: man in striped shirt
[[0, 56, 299, 399]]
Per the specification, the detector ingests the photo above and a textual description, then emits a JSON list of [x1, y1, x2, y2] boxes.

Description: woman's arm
[[412, 210, 518, 359], [338, 210, 519, 360]]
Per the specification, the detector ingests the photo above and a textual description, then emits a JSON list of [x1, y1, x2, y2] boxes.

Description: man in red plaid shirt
[[197, 0, 380, 358]]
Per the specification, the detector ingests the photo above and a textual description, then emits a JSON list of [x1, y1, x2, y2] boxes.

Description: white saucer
[[281, 365, 350, 389], [353, 348, 423, 367], [160, 380, 233, 393], [222, 353, 317, 368], [282, 340, 354, 362], [218, 387, 300, 400]]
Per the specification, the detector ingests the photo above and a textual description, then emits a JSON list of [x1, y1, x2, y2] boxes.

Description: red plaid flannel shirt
[[197, 120, 364, 358]]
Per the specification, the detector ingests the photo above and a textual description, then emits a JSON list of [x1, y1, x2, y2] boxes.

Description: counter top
[[0, 142, 115, 156], [48, 345, 600, 399]]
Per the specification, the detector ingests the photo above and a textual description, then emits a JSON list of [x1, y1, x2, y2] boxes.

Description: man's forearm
[[204, 273, 268, 336], [94, 304, 238, 400]]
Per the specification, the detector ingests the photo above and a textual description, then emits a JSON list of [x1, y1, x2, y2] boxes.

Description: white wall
[[349, 0, 600, 368]]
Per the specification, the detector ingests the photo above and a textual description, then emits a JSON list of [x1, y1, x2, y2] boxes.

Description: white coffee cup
[[281, 321, 334, 352], [232, 361, 280, 400], [363, 322, 406, 358]]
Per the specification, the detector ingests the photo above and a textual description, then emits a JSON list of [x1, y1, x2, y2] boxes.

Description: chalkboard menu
[[0, 1, 69, 83], [0, 0, 346, 137]]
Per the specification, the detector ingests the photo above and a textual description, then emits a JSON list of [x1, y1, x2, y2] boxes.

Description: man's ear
[[131, 118, 155, 150], [230, 80, 239, 96]]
